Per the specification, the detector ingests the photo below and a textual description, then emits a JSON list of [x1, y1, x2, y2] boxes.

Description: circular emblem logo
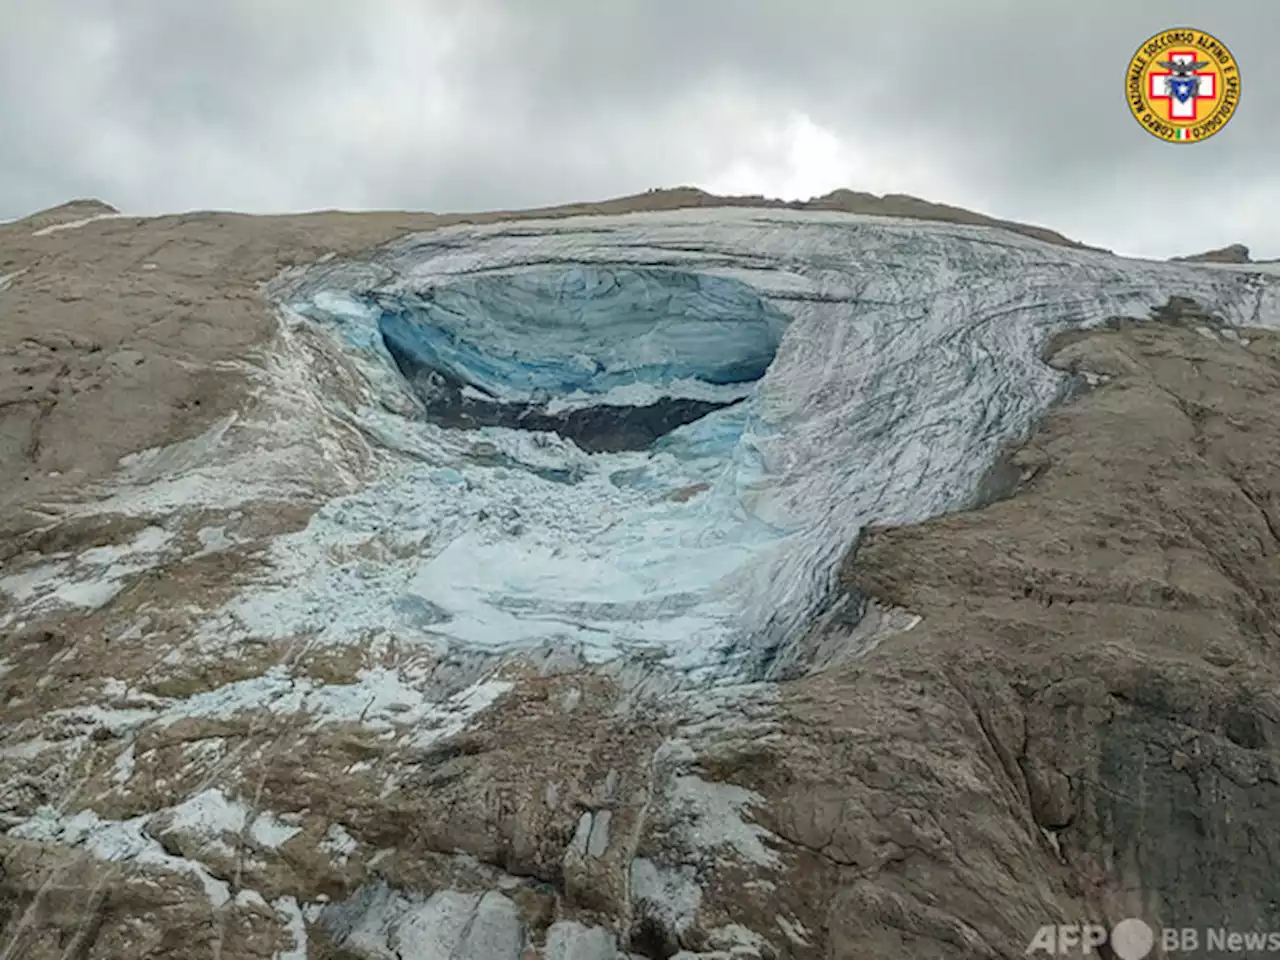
[[1126, 27, 1240, 143], [1110, 919, 1156, 960]]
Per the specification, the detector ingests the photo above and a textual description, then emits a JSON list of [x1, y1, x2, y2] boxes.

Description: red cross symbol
[[1148, 51, 1217, 121]]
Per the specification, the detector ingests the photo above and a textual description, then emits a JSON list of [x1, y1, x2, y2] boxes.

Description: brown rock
[[1173, 242, 1252, 264]]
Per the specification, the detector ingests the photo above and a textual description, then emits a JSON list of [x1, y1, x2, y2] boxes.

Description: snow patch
[[8, 789, 304, 910], [195, 525, 234, 555], [669, 774, 780, 867], [31, 213, 125, 236], [112, 742, 136, 785], [0, 526, 174, 625], [273, 896, 309, 960], [776, 916, 813, 947], [0, 737, 56, 760], [50, 704, 160, 738], [155, 666, 509, 734], [630, 857, 702, 937], [318, 883, 525, 959], [251, 811, 302, 849], [9, 806, 231, 908], [544, 921, 619, 959], [0, 268, 27, 291], [321, 822, 359, 865], [236, 888, 269, 909], [165, 788, 251, 857], [0, 563, 68, 605]]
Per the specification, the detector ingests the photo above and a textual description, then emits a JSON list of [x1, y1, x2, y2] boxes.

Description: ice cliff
[[251, 208, 1280, 680]]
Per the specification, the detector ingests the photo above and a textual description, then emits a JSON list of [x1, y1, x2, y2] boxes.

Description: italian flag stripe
[[1176, 128, 1192, 141]]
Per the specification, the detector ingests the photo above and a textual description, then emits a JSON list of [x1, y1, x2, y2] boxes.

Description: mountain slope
[[1, 194, 1279, 959]]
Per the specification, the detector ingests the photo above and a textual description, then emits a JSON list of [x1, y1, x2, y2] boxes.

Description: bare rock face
[[1173, 242, 1252, 263], [3, 194, 1280, 958], [816, 318, 1280, 953]]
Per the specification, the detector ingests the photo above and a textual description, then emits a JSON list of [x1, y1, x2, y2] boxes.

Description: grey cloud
[[0, 0, 1275, 258]]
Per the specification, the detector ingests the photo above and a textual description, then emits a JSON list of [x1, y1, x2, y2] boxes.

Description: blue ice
[[370, 267, 790, 403]]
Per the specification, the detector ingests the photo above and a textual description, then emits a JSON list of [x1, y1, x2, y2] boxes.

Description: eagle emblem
[[1156, 58, 1210, 103]]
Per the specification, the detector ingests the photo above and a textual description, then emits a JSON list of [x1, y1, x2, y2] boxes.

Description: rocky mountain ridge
[[1173, 242, 1254, 264]]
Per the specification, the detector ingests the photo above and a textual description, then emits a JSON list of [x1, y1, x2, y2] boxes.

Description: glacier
[[245, 208, 1280, 680], [372, 268, 788, 453]]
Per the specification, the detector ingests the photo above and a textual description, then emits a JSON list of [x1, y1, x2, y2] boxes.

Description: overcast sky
[[1, 1, 1276, 259]]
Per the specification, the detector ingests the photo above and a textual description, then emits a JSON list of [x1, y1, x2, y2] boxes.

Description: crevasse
[[371, 267, 789, 453], [262, 208, 1280, 680]]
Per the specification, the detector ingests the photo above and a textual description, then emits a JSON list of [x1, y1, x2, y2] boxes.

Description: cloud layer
[[2, 0, 1276, 257]]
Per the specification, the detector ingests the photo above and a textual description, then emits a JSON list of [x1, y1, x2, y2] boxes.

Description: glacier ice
[[254, 208, 1280, 680], [375, 268, 789, 401], [307, 268, 789, 454]]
